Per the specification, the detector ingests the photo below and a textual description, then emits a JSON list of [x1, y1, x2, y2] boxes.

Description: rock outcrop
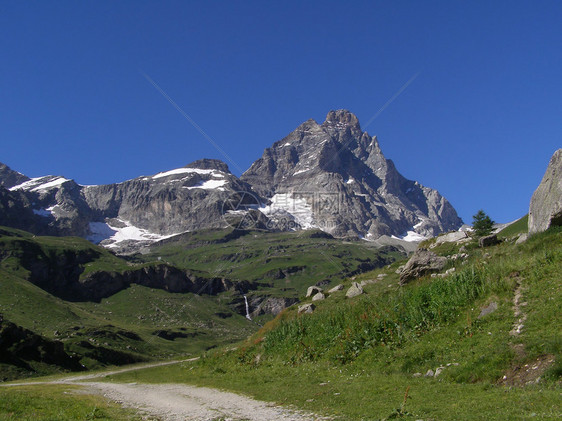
[[306, 286, 323, 297], [0, 319, 83, 376], [399, 249, 448, 285], [479, 234, 500, 247], [0, 163, 29, 189], [529, 149, 562, 234], [248, 296, 299, 318]]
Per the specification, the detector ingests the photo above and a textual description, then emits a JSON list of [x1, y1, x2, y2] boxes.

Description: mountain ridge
[[0, 110, 462, 251]]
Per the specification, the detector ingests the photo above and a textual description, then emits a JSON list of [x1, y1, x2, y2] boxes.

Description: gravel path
[[81, 381, 321, 420], [3, 359, 326, 421]]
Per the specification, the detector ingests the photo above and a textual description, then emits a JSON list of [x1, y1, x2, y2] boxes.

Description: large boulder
[[529, 149, 562, 234], [399, 249, 447, 285], [434, 230, 469, 245], [479, 234, 500, 247]]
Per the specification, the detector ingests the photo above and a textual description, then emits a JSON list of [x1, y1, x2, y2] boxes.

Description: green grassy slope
[[107, 227, 562, 420], [1, 226, 401, 380], [138, 228, 404, 299], [497, 214, 529, 238], [0, 227, 256, 379]]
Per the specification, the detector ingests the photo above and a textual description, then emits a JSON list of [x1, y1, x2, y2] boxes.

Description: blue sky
[[1, 1, 561, 224]]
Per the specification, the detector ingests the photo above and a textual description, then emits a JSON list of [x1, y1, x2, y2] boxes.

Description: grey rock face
[[1, 110, 464, 250], [516, 233, 528, 244], [5, 159, 265, 252], [242, 110, 462, 239], [0, 162, 30, 189], [399, 249, 448, 285], [478, 301, 498, 319], [435, 230, 469, 245], [529, 149, 562, 234], [249, 297, 299, 318]]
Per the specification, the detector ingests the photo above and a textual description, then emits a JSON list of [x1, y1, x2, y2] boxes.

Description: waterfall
[[243, 295, 252, 320]]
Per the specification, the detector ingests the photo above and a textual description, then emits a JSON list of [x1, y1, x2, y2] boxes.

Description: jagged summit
[[186, 158, 230, 173], [322, 109, 361, 131]]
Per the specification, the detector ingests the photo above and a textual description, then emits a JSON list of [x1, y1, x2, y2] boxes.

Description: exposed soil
[[499, 354, 556, 386]]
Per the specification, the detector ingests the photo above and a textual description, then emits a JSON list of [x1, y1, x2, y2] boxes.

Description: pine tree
[[472, 209, 495, 237]]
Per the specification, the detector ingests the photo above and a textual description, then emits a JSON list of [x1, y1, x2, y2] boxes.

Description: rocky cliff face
[[3, 159, 263, 252], [0, 163, 29, 189], [529, 149, 562, 234], [242, 110, 462, 239]]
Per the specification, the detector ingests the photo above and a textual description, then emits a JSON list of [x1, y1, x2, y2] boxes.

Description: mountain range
[[0, 110, 462, 253]]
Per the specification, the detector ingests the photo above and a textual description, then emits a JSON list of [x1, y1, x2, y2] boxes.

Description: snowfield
[[87, 220, 181, 248]]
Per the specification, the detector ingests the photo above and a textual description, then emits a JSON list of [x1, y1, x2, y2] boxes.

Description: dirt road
[[3, 360, 326, 421], [80, 381, 321, 420]]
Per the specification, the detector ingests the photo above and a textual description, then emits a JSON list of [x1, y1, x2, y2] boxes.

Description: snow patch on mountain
[[185, 179, 227, 190], [260, 193, 315, 229], [88, 220, 180, 248], [149, 167, 224, 180], [392, 230, 427, 242], [10, 176, 70, 192]]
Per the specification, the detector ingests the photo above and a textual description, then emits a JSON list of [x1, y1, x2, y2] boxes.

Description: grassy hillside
[[497, 214, 529, 239], [0, 227, 256, 380], [106, 227, 562, 420], [138, 228, 403, 299], [0, 226, 401, 380]]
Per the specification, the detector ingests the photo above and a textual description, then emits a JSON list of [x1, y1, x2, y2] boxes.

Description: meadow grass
[[0, 384, 143, 420]]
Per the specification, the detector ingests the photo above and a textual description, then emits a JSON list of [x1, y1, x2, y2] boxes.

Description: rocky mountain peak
[[322, 110, 361, 131], [185, 158, 230, 173], [242, 110, 463, 240]]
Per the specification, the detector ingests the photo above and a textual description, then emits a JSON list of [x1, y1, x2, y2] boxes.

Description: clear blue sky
[[1, 1, 561, 224]]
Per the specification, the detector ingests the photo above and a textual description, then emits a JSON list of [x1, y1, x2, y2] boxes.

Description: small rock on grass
[[346, 282, 364, 298], [312, 292, 325, 301], [306, 286, 322, 297], [298, 303, 315, 314], [328, 284, 344, 293], [478, 301, 498, 318]]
